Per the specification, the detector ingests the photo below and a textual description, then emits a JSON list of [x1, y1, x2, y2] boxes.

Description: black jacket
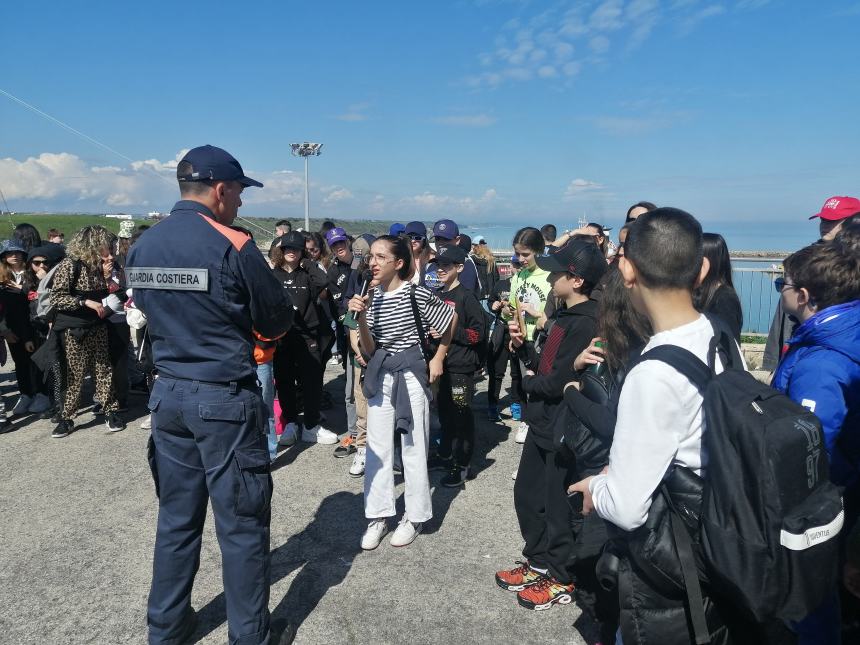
[[436, 284, 486, 374], [326, 258, 353, 318], [519, 298, 598, 449], [704, 284, 743, 342], [273, 261, 329, 336]]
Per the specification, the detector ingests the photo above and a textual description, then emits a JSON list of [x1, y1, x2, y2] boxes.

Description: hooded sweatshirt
[[772, 299, 860, 490]]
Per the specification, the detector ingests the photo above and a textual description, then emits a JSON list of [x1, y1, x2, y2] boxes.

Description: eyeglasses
[[408, 234, 425, 242], [370, 253, 395, 264], [773, 277, 797, 293]]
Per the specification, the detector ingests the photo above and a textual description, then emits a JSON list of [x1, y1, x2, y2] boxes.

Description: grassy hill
[[0, 213, 408, 241]]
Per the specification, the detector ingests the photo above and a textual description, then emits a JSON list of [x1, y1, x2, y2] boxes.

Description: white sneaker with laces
[[12, 395, 33, 416], [360, 519, 388, 550], [514, 422, 529, 444], [278, 422, 298, 446], [28, 393, 51, 414], [349, 447, 366, 477], [302, 424, 338, 445], [390, 517, 423, 547]]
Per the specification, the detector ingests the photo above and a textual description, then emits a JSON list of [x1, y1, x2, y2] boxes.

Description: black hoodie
[[519, 298, 598, 450]]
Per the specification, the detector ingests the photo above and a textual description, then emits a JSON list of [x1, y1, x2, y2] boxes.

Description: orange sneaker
[[495, 561, 544, 592], [333, 434, 356, 458], [516, 575, 574, 611]]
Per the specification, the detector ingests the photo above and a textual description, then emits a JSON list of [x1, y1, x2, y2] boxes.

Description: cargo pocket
[[233, 448, 272, 519], [199, 401, 246, 423], [146, 435, 160, 499]]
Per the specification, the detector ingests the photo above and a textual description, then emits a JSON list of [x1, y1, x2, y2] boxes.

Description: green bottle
[[587, 341, 606, 377]]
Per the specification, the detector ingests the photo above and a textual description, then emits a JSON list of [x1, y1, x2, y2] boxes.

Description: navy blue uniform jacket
[[127, 200, 293, 382]]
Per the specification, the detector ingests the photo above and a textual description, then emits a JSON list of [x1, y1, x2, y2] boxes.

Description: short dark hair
[[376, 234, 412, 279], [784, 235, 860, 310], [625, 201, 657, 223], [276, 219, 291, 229], [624, 207, 703, 290], [320, 221, 336, 235], [540, 224, 557, 243], [512, 227, 545, 254], [177, 161, 214, 197]]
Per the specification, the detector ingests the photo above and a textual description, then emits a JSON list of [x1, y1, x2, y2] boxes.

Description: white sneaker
[[349, 447, 366, 477], [12, 395, 33, 416], [278, 422, 298, 446], [28, 393, 51, 414], [390, 517, 423, 547], [514, 422, 529, 444], [511, 468, 518, 481], [140, 415, 152, 430], [361, 519, 388, 550], [302, 424, 338, 445]]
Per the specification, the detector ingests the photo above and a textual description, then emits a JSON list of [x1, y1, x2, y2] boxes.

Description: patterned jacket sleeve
[[49, 259, 81, 312]]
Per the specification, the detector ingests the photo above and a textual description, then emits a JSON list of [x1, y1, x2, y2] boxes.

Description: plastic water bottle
[[511, 402, 522, 421]]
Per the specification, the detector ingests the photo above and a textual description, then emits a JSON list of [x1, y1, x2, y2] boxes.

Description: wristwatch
[[78, 297, 86, 308]]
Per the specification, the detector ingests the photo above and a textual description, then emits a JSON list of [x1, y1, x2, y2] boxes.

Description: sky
[[1, 0, 859, 227]]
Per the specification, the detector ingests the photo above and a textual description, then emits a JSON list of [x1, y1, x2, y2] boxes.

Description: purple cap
[[325, 226, 349, 246]]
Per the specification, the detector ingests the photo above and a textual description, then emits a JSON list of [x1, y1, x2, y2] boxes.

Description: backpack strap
[[409, 284, 430, 362], [662, 485, 711, 644], [631, 344, 713, 393]]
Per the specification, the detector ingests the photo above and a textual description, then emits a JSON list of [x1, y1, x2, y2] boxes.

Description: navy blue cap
[[435, 244, 467, 265], [389, 223, 406, 236], [177, 145, 263, 188], [432, 219, 459, 240], [405, 221, 427, 237]]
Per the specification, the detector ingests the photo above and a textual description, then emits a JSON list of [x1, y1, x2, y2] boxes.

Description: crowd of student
[[3, 194, 858, 644]]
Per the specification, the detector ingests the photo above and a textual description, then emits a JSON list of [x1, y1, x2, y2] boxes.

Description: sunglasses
[[408, 234, 425, 242], [31, 259, 48, 266], [773, 277, 796, 293]]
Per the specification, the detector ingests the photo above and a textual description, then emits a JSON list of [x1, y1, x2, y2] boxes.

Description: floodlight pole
[[290, 142, 323, 231]]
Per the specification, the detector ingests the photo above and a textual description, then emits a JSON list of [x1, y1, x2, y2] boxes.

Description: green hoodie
[[505, 264, 551, 341]]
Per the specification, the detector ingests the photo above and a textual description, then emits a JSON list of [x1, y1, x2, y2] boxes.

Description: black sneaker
[[333, 435, 357, 458], [50, 411, 62, 424], [92, 403, 104, 416], [0, 418, 11, 433], [52, 419, 75, 439], [441, 465, 470, 488], [105, 412, 126, 433], [427, 454, 453, 472]]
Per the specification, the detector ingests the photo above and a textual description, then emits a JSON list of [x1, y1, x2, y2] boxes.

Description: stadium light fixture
[[291, 142, 324, 231]]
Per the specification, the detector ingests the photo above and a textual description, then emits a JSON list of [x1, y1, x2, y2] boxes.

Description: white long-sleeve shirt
[[590, 314, 728, 531]]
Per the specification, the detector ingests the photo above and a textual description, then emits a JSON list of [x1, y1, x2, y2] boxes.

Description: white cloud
[[399, 188, 498, 215], [334, 102, 371, 122], [323, 187, 354, 203], [431, 114, 498, 127], [564, 178, 604, 199]]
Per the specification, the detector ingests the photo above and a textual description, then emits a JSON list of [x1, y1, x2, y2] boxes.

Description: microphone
[[343, 270, 373, 329]]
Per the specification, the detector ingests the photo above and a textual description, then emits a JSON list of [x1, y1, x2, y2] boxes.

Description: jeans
[[256, 361, 277, 460]]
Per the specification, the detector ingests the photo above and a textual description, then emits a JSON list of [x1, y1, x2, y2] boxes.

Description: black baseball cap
[[277, 231, 306, 250], [177, 145, 263, 188], [536, 237, 607, 284], [435, 244, 467, 265]]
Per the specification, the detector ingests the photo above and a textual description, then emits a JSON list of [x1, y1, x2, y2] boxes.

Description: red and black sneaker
[[494, 561, 544, 592], [516, 575, 575, 611]]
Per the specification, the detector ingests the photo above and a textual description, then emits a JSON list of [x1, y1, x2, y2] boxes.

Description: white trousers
[[364, 370, 432, 523]]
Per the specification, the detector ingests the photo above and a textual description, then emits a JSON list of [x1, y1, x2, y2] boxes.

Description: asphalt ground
[[0, 362, 594, 645]]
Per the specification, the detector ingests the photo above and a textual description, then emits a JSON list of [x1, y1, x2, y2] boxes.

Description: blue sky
[[1, 0, 859, 226]]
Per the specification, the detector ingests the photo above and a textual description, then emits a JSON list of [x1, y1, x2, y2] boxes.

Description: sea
[[461, 218, 818, 335]]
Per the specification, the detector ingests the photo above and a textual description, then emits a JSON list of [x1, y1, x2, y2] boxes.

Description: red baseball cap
[[809, 196, 860, 221]]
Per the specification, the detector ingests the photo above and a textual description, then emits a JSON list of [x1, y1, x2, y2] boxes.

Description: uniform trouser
[[273, 332, 323, 429], [146, 376, 272, 645], [62, 325, 117, 420], [347, 363, 368, 447], [514, 432, 576, 584], [365, 370, 432, 523], [437, 371, 476, 467]]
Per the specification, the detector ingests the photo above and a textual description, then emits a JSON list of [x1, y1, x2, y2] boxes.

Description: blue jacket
[[772, 300, 860, 489], [127, 201, 293, 382]]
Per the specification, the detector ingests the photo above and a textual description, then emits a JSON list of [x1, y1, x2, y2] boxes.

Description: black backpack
[[637, 323, 843, 640]]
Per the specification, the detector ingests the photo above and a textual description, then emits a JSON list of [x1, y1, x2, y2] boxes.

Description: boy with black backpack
[[570, 209, 842, 644]]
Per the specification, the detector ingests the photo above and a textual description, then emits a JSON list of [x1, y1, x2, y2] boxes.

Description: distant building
[[105, 213, 133, 220], [147, 211, 166, 220]]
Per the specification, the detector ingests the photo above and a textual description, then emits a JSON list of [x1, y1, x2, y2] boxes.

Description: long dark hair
[[376, 234, 412, 280], [512, 227, 545, 254], [13, 223, 42, 251], [598, 265, 651, 371], [588, 222, 609, 256], [694, 233, 734, 311]]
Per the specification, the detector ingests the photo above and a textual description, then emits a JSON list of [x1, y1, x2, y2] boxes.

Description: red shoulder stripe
[[198, 213, 250, 252]]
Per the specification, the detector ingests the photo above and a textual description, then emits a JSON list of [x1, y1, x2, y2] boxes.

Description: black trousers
[[7, 339, 49, 398], [107, 322, 131, 406], [273, 332, 323, 429], [514, 432, 577, 584], [438, 371, 476, 467]]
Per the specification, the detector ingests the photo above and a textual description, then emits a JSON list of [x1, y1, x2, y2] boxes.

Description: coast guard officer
[[127, 145, 295, 645]]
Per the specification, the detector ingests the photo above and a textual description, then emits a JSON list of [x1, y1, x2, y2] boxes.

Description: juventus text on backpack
[[639, 320, 843, 632]]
